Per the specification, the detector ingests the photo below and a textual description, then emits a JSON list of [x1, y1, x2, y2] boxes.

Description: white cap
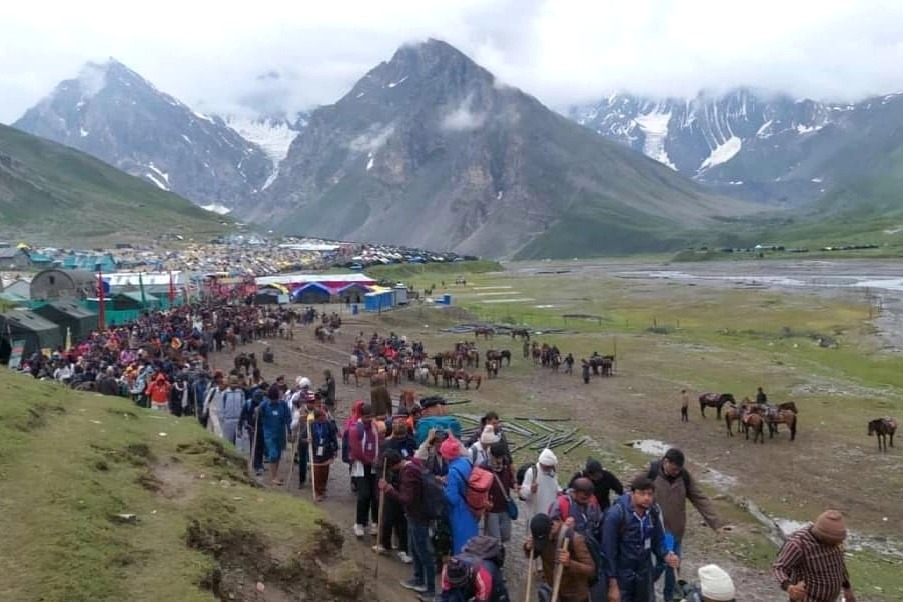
[[480, 425, 500, 445], [698, 564, 736, 601], [296, 376, 311, 388], [538, 448, 558, 467]]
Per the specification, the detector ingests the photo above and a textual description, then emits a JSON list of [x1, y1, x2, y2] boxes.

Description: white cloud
[[441, 94, 487, 131], [1, 0, 903, 124], [349, 124, 396, 153]]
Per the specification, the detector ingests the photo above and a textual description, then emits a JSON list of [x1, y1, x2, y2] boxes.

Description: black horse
[[869, 417, 897, 452], [499, 349, 512, 366], [699, 393, 736, 419]]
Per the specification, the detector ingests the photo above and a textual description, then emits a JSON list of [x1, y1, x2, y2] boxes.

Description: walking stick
[[248, 408, 259, 474], [285, 419, 297, 490], [550, 533, 570, 602], [307, 416, 317, 502], [524, 550, 535, 602], [373, 461, 389, 576]]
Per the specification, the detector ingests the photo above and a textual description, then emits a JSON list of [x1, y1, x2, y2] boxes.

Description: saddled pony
[[765, 408, 798, 441], [868, 417, 897, 452], [699, 393, 736, 419], [743, 412, 766, 444]]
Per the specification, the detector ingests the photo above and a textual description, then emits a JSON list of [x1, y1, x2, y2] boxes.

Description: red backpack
[[456, 464, 494, 519]]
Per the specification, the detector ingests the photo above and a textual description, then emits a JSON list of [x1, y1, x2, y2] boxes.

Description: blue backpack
[[415, 416, 462, 445]]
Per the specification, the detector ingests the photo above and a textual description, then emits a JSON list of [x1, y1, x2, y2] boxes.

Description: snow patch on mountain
[[699, 136, 742, 171], [145, 172, 169, 191], [223, 115, 298, 163], [201, 203, 232, 215], [634, 111, 676, 170], [148, 163, 169, 185]]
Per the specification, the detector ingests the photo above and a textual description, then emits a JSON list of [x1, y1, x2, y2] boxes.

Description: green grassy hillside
[[0, 372, 361, 601], [0, 124, 230, 245]]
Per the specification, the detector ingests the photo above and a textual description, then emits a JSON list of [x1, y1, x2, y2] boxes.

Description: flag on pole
[[96, 265, 106, 332], [139, 272, 148, 310], [168, 271, 176, 306]]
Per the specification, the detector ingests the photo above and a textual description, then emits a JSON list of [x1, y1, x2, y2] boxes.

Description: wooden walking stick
[[550, 531, 570, 602], [307, 415, 317, 502], [248, 407, 259, 474], [285, 415, 298, 490], [524, 549, 535, 602], [373, 461, 389, 577]]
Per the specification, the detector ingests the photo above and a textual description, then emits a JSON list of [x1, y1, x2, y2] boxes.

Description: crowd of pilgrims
[[12, 298, 859, 602]]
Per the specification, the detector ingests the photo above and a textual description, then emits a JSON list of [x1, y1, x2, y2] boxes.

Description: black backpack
[[515, 463, 536, 487], [420, 466, 450, 522], [647, 460, 690, 489]]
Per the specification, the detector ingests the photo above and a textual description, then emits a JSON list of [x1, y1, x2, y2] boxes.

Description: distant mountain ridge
[[13, 59, 274, 210], [569, 88, 903, 205], [242, 39, 750, 258]]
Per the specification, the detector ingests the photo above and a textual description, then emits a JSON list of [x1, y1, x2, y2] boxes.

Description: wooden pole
[[248, 408, 259, 474], [307, 416, 317, 502], [550, 533, 570, 602], [374, 461, 389, 576], [524, 550, 535, 602]]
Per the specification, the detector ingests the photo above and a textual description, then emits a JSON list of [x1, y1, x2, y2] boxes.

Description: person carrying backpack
[[525, 513, 596, 602], [442, 436, 480, 555], [640, 448, 723, 602], [218, 375, 245, 445], [569, 459, 624, 512], [550, 478, 606, 601], [259, 386, 291, 486], [239, 388, 266, 476], [519, 448, 562, 530], [602, 476, 679, 602], [484, 441, 516, 543], [379, 446, 443, 598], [439, 535, 510, 602], [349, 402, 382, 538]]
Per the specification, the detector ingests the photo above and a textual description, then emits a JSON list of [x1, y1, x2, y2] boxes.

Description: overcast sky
[[2, 0, 903, 123]]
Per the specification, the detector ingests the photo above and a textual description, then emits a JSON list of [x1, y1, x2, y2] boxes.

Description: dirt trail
[[210, 315, 852, 602]]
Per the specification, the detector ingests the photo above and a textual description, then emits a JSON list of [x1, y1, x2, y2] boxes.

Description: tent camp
[[33, 301, 99, 341], [292, 282, 331, 304], [30, 269, 96, 301], [0, 309, 63, 363]]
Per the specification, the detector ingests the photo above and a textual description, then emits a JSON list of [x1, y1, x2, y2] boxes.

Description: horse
[[699, 393, 736, 419], [765, 409, 798, 441], [416, 365, 432, 385], [341, 364, 356, 385], [511, 328, 530, 341], [777, 401, 799, 414], [550, 353, 562, 373], [485, 359, 499, 378], [724, 405, 744, 436], [499, 349, 512, 366], [743, 412, 766, 444], [600, 356, 614, 377], [474, 326, 495, 339], [233, 352, 256, 376], [868, 417, 897, 452]]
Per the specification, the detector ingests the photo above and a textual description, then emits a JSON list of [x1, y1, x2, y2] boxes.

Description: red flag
[[96, 270, 106, 332], [168, 271, 176, 305]]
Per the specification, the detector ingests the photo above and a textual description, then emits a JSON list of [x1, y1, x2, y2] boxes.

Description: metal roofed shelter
[[0, 309, 63, 360], [30, 269, 97, 301], [337, 282, 371, 304], [33, 301, 99, 341]]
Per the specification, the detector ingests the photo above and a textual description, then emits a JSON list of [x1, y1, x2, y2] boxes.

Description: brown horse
[[868, 417, 897, 452], [474, 326, 495, 339], [724, 405, 745, 436], [341, 364, 356, 384], [743, 412, 766, 444], [766, 409, 798, 440], [699, 393, 736, 419]]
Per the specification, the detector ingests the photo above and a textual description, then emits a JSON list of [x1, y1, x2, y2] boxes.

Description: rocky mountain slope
[[244, 40, 750, 258], [13, 59, 273, 212]]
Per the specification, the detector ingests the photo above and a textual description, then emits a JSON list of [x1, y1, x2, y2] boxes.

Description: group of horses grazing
[[699, 392, 799, 443], [868, 417, 897, 452]]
